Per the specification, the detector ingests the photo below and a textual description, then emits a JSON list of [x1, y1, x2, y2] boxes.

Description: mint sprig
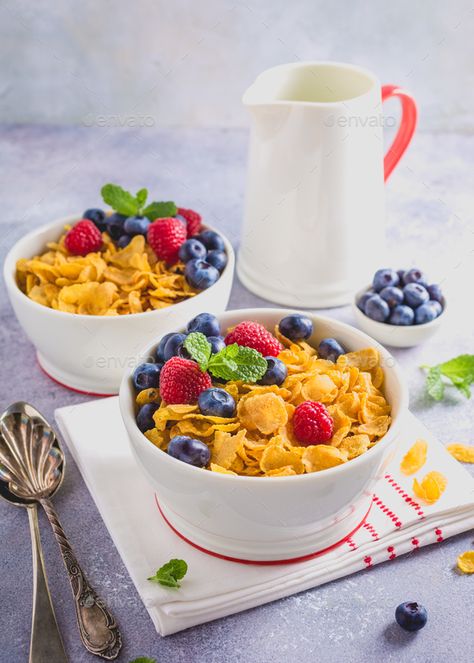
[[184, 332, 268, 382], [129, 658, 157, 663], [148, 559, 188, 588], [422, 354, 474, 400], [101, 183, 177, 221]]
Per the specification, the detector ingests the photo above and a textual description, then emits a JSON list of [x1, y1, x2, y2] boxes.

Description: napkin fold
[[55, 397, 474, 635]]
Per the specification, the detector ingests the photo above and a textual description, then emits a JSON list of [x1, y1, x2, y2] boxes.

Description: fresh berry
[[198, 388, 236, 417], [395, 602, 428, 632], [162, 333, 188, 362], [64, 220, 103, 256], [168, 435, 210, 467], [403, 283, 429, 308], [178, 238, 207, 263], [372, 268, 399, 292], [133, 362, 162, 390], [258, 357, 288, 386], [207, 335, 225, 354], [159, 357, 212, 404], [185, 259, 220, 289], [396, 269, 406, 283], [155, 333, 175, 363], [365, 294, 390, 322], [426, 284, 444, 305], [379, 286, 404, 308], [124, 215, 150, 236], [176, 207, 202, 237], [205, 250, 227, 273], [117, 234, 132, 248], [389, 305, 415, 325], [83, 208, 107, 231], [196, 230, 225, 252], [402, 268, 427, 287], [278, 314, 313, 341], [293, 401, 334, 446], [187, 312, 220, 337], [357, 290, 375, 312], [318, 338, 345, 362], [147, 217, 187, 263], [107, 213, 127, 239], [136, 403, 160, 433], [225, 321, 283, 357], [415, 301, 441, 324]]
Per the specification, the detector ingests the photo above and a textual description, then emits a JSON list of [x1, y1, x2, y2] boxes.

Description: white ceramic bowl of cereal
[[119, 308, 408, 563], [4, 215, 234, 395]]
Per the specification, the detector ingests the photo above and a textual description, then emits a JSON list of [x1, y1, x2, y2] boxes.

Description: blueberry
[[107, 213, 127, 240], [163, 333, 187, 362], [207, 335, 226, 353], [379, 286, 404, 308], [187, 312, 220, 337], [318, 338, 345, 362], [155, 332, 175, 363], [206, 250, 228, 273], [136, 403, 160, 433], [396, 269, 406, 283], [196, 230, 225, 252], [395, 602, 428, 632], [185, 259, 220, 289], [168, 435, 211, 467], [198, 388, 236, 417], [415, 301, 441, 324], [83, 208, 107, 231], [258, 357, 288, 386], [278, 314, 313, 341], [372, 268, 399, 292], [357, 290, 374, 312], [123, 215, 150, 236], [365, 294, 390, 322], [388, 305, 415, 325], [403, 283, 429, 309], [178, 238, 207, 263], [402, 268, 427, 287], [426, 284, 444, 305], [117, 234, 132, 248], [133, 362, 162, 390]]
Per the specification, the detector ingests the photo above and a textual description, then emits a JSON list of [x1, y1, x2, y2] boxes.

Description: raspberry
[[147, 217, 187, 263], [159, 357, 212, 404], [224, 321, 283, 357], [177, 207, 202, 237], [64, 219, 103, 256], [292, 401, 334, 446]]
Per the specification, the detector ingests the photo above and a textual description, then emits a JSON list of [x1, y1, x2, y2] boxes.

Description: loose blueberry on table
[[395, 601, 428, 631], [357, 268, 445, 325]]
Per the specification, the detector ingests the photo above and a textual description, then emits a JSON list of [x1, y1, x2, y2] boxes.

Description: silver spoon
[[0, 402, 122, 660]]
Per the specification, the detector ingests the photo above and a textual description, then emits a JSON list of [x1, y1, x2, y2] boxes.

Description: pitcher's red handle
[[382, 85, 417, 181]]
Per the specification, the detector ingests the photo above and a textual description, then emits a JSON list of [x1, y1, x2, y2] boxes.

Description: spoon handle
[[27, 505, 68, 663], [40, 498, 122, 660]]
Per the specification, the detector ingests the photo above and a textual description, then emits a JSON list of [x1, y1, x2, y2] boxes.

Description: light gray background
[[1, 0, 473, 131]]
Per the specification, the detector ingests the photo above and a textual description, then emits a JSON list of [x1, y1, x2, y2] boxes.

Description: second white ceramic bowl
[[120, 309, 408, 562], [4, 215, 234, 394]]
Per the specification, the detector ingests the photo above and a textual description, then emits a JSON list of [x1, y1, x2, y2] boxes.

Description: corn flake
[[400, 439, 428, 475], [457, 551, 474, 574], [413, 471, 447, 504], [446, 443, 474, 463]]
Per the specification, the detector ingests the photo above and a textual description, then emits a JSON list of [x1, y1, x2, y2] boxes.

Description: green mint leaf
[[148, 559, 188, 588], [142, 201, 177, 221], [426, 366, 444, 401], [208, 344, 267, 383], [101, 183, 139, 216], [452, 379, 472, 399], [129, 658, 157, 663], [135, 188, 148, 210], [184, 333, 212, 371], [439, 354, 474, 384]]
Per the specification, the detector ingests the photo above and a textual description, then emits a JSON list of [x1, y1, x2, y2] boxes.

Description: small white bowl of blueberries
[[353, 267, 445, 348]]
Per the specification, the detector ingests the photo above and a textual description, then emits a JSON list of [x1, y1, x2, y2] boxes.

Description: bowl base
[[156, 495, 372, 564], [37, 352, 117, 396]]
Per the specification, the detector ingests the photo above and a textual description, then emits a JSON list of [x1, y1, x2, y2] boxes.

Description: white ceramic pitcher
[[237, 62, 417, 308]]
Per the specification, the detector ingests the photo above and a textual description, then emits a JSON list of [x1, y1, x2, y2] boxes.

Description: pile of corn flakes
[[16, 231, 197, 315], [140, 332, 392, 477]]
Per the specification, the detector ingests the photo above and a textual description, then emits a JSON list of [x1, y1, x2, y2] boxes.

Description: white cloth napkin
[[55, 397, 474, 636]]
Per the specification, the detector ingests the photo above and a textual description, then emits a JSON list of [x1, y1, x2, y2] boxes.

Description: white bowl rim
[[119, 307, 409, 484], [353, 284, 446, 330], [4, 213, 235, 322]]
